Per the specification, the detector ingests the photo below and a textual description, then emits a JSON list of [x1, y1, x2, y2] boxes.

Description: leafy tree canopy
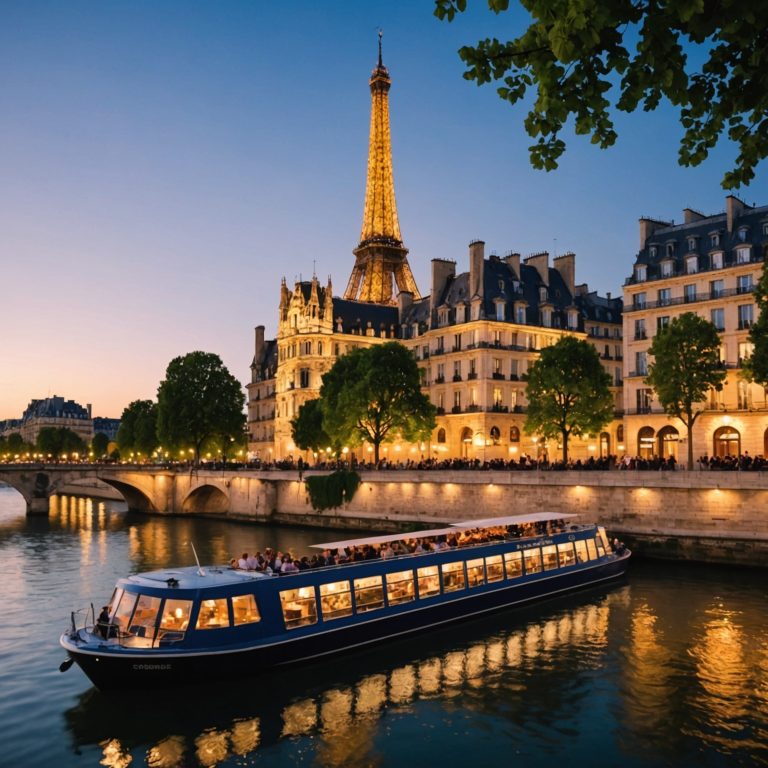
[[291, 398, 333, 455], [157, 351, 245, 464], [320, 342, 436, 464], [434, 0, 768, 188], [0, 433, 34, 458], [117, 400, 159, 458], [36, 427, 86, 458], [523, 335, 613, 462], [91, 432, 110, 459], [646, 312, 725, 468], [743, 259, 768, 386]]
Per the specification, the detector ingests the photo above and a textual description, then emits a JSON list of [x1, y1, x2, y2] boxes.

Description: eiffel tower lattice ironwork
[[344, 33, 421, 305]]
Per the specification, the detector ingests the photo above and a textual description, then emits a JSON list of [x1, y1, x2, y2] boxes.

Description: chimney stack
[[553, 252, 575, 296], [469, 240, 485, 298], [430, 259, 456, 314]]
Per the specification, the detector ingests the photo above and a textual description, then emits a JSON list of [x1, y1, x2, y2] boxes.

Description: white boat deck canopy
[[311, 513, 579, 551]]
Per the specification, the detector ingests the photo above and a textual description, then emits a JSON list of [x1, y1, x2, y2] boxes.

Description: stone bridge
[[0, 464, 278, 519]]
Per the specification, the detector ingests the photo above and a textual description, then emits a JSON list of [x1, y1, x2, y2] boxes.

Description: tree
[[524, 335, 613, 463], [291, 398, 332, 457], [320, 342, 436, 465], [36, 427, 85, 459], [117, 400, 159, 458], [646, 312, 726, 470], [743, 259, 768, 387], [157, 351, 245, 465], [434, 0, 768, 188], [91, 432, 110, 459]]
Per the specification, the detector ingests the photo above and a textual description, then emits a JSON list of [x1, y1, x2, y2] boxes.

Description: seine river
[[1, 485, 767, 768]]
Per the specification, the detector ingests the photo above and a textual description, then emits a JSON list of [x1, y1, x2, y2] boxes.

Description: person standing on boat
[[96, 606, 110, 639]]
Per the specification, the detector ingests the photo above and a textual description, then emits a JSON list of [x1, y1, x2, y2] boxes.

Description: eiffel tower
[[343, 33, 421, 305]]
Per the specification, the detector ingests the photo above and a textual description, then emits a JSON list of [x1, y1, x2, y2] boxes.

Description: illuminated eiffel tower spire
[[344, 32, 421, 304]]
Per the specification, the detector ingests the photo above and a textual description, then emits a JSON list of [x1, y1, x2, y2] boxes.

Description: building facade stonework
[[623, 196, 768, 462]]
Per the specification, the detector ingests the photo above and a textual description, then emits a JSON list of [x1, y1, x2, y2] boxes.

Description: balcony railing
[[452, 374, 463, 382], [627, 285, 755, 313], [435, 376, 445, 384], [467, 372, 478, 380]]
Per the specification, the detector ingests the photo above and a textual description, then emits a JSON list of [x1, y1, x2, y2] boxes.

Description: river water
[[1, 485, 767, 768]]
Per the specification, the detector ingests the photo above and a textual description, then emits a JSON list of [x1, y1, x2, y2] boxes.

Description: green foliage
[[157, 351, 245, 464], [320, 342, 436, 464], [117, 400, 159, 457], [0, 433, 34, 459], [523, 336, 613, 462], [36, 427, 86, 458], [646, 312, 726, 469], [434, 0, 768, 188], [305, 469, 361, 512], [743, 258, 768, 386], [91, 432, 110, 459], [291, 398, 332, 454]]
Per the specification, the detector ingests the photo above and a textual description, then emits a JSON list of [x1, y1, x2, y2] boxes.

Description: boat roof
[[311, 513, 579, 550], [123, 565, 272, 591]]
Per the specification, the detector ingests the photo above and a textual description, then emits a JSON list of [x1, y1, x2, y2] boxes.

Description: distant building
[[247, 43, 622, 462], [0, 419, 21, 437], [92, 417, 121, 442], [18, 396, 94, 445], [623, 196, 767, 460]]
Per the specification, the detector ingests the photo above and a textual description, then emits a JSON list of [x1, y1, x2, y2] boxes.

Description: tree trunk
[[374, 442, 380, 466], [561, 430, 569, 464], [685, 411, 694, 471]]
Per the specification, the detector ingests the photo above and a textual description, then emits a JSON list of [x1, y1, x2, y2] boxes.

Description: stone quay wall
[[268, 470, 768, 567]]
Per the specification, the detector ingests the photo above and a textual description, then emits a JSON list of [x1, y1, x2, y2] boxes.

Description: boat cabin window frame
[[416, 566, 440, 598], [195, 597, 231, 630], [541, 544, 558, 571], [353, 575, 385, 613], [280, 587, 318, 629], [385, 570, 415, 605], [231, 594, 261, 625], [523, 548, 543, 574], [129, 594, 162, 640], [574, 540, 589, 563], [112, 591, 138, 633], [586, 539, 598, 560], [159, 598, 193, 640], [557, 542, 577, 567], [319, 580, 353, 621], [504, 551, 523, 579], [485, 554, 504, 582], [441, 561, 466, 592], [466, 558, 485, 588]]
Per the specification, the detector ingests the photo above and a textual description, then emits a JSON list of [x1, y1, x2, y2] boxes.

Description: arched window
[[617, 424, 624, 443], [460, 427, 473, 458], [490, 426, 501, 445], [509, 426, 520, 443], [638, 426, 655, 458], [657, 425, 679, 459], [713, 426, 740, 458], [599, 432, 610, 458], [437, 428, 446, 444]]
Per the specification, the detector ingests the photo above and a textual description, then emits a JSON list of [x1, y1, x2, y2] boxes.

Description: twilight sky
[[1, 1, 766, 420]]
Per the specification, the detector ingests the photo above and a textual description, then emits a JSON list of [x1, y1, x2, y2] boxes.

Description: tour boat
[[60, 513, 630, 690]]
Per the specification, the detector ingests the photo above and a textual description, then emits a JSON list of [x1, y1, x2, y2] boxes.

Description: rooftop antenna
[[378, 28, 383, 67], [187, 541, 205, 576]]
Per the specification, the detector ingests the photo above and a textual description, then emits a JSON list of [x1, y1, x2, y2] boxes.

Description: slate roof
[[22, 396, 89, 421], [252, 339, 278, 381]]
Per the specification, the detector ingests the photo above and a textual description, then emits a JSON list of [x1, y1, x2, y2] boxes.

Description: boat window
[[320, 580, 353, 621], [280, 587, 318, 629], [386, 570, 415, 605], [354, 576, 385, 613], [232, 594, 261, 625], [107, 587, 122, 617], [417, 566, 440, 598], [574, 540, 589, 563], [541, 545, 558, 571], [130, 594, 162, 638], [159, 599, 192, 633], [466, 558, 485, 588], [597, 526, 611, 553], [485, 555, 504, 582], [441, 561, 465, 592], [595, 537, 606, 558], [557, 542, 577, 567], [585, 539, 598, 561], [113, 591, 137, 632], [524, 549, 543, 574], [504, 551, 523, 579], [196, 598, 230, 630]]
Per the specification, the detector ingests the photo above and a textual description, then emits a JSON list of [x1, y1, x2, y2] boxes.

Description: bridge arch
[[181, 484, 230, 514], [98, 479, 157, 513]]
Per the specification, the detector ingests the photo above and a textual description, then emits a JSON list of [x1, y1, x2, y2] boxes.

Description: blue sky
[[1, 1, 765, 419]]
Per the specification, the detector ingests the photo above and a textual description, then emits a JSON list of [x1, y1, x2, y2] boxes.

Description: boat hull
[[61, 552, 629, 690]]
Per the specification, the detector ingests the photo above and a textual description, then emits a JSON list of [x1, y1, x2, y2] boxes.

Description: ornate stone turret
[[344, 33, 421, 305]]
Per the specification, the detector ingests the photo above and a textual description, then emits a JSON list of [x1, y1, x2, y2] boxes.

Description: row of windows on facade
[[636, 243, 759, 282], [633, 338, 754, 377], [648, 224, 766, 257], [635, 424, 763, 459], [633, 376, 757, 412], [632, 275, 755, 311], [633, 306, 756, 345]]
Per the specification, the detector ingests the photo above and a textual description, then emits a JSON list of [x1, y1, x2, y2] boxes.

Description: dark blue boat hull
[[63, 552, 629, 690]]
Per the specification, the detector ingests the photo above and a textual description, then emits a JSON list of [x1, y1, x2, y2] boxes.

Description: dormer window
[[687, 237, 697, 252], [516, 305, 526, 324], [635, 265, 647, 282], [567, 310, 578, 330], [711, 233, 720, 248], [737, 246, 751, 264], [666, 243, 675, 257], [660, 260, 673, 277], [538, 286, 548, 302], [686, 256, 698, 274], [763, 222, 768, 237], [495, 301, 505, 322], [712, 252, 723, 269], [498, 279, 504, 290], [649, 246, 657, 258], [738, 227, 749, 243]]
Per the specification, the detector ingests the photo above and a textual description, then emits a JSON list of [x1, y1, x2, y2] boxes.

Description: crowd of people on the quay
[[243, 451, 768, 472], [229, 520, 573, 575]]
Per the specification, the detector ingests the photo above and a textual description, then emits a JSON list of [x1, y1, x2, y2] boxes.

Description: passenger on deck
[[246, 552, 259, 570], [380, 543, 395, 559], [238, 553, 249, 570], [229, 558, 238, 569], [281, 556, 299, 574], [96, 606, 110, 639]]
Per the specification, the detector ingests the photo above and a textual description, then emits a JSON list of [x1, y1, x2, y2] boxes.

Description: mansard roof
[[331, 298, 399, 334], [22, 396, 89, 421], [252, 339, 278, 381]]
